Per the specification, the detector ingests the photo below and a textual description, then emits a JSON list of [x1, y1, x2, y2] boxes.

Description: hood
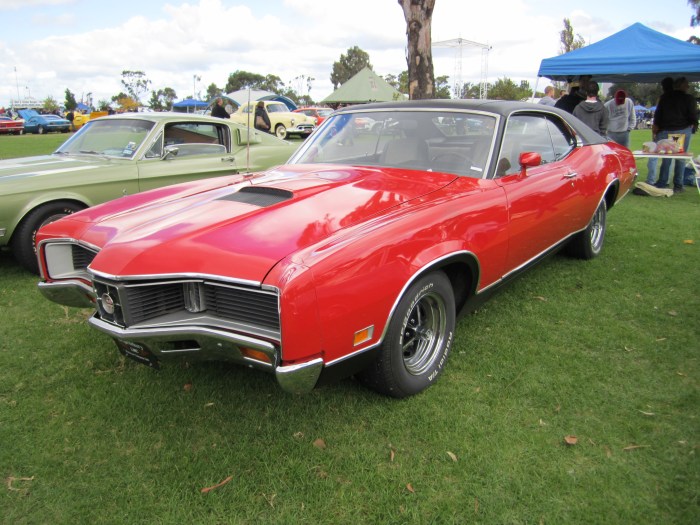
[[85, 165, 457, 281], [0, 154, 111, 186], [576, 100, 605, 113]]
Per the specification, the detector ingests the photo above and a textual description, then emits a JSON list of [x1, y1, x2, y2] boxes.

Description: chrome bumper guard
[[38, 280, 96, 308], [88, 315, 323, 394]]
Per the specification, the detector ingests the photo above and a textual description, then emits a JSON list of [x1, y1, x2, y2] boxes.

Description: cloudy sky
[[0, 0, 695, 107]]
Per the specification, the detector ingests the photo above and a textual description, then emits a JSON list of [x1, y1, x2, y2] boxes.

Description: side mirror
[[518, 151, 541, 176], [163, 145, 179, 160]]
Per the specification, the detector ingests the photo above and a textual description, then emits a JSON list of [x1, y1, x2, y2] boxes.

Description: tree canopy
[[330, 46, 373, 89]]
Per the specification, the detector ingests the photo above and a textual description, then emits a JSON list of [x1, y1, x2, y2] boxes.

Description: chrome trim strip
[[37, 280, 96, 308], [326, 341, 381, 367], [89, 268, 267, 289]]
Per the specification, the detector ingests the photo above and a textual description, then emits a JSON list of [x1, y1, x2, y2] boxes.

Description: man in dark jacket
[[572, 82, 608, 136], [653, 77, 699, 192], [211, 98, 230, 119]]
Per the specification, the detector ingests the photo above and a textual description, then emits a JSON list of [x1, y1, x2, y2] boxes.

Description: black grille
[[125, 284, 184, 325], [203, 284, 279, 330], [93, 278, 279, 332], [71, 245, 97, 270]]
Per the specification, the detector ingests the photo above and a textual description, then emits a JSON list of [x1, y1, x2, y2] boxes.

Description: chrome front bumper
[[38, 279, 96, 308], [88, 315, 323, 394]]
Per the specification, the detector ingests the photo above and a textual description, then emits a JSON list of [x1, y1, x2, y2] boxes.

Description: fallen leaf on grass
[[677, 371, 687, 377], [683, 239, 694, 244], [638, 410, 655, 416], [667, 310, 678, 317], [406, 483, 415, 493], [623, 444, 650, 452], [313, 438, 327, 450], [447, 451, 458, 462], [200, 476, 232, 493], [6, 476, 34, 491], [390, 448, 396, 462], [564, 435, 578, 446], [474, 497, 479, 514], [204, 402, 215, 408], [533, 296, 547, 302], [183, 383, 193, 392]]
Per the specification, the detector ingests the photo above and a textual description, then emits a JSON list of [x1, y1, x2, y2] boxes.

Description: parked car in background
[[36, 100, 635, 398], [230, 100, 315, 139], [18, 109, 70, 134], [293, 106, 333, 126], [0, 115, 24, 135], [0, 112, 297, 273], [72, 111, 109, 130]]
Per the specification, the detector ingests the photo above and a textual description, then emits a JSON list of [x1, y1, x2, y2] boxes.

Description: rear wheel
[[11, 201, 84, 274], [567, 199, 607, 259], [275, 124, 287, 139], [358, 272, 455, 398]]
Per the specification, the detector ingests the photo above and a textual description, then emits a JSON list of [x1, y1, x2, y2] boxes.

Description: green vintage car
[[0, 112, 298, 273]]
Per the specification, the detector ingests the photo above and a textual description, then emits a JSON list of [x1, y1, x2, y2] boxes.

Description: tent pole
[[531, 76, 540, 101]]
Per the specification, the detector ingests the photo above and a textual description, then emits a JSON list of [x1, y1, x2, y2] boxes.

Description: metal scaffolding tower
[[433, 37, 492, 99]]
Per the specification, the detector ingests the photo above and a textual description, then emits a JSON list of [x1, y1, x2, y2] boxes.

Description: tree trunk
[[398, 0, 436, 100]]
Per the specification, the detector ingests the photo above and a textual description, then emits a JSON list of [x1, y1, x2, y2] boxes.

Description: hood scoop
[[218, 186, 293, 207]]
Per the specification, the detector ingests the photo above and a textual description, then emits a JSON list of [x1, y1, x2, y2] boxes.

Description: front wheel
[[11, 201, 84, 274], [275, 124, 287, 139], [567, 199, 607, 259], [358, 272, 455, 398]]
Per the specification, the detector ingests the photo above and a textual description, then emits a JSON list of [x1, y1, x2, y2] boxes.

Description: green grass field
[[1, 130, 698, 524]]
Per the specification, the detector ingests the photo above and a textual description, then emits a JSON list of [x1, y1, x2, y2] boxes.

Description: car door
[[135, 121, 239, 192], [494, 112, 582, 272]]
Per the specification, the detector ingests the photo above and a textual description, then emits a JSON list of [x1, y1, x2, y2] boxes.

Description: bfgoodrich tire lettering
[[358, 271, 455, 398], [12, 201, 84, 274]]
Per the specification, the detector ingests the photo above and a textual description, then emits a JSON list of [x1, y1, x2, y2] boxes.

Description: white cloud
[[0, 0, 695, 107]]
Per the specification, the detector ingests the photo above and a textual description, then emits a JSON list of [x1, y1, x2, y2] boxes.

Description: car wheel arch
[[10, 195, 91, 243], [383, 251, 479, 333]]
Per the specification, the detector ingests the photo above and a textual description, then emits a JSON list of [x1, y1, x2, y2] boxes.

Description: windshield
[[56, 118, 155, 158], [289, 110, 497, 178]]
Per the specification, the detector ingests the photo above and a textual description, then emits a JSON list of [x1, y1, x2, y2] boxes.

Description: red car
[[37, 100, 635, 398], [0, 115, 24, 134], [293, 106, 333, 126]]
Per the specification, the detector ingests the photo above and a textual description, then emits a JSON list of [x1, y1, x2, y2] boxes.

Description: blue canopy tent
[[172, 98, 209, 113], [537, 23, 700, 84], [75, 102, 90, 111]]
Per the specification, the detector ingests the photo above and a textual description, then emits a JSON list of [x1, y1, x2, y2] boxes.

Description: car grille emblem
[[101, 293, 115, 314]]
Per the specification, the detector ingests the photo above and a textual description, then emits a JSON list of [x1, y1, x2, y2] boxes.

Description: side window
[[145, 131, 164, 158], [546, 116, 575, 161], [497, 114, 556, 176], [160, 123, 229, 156]]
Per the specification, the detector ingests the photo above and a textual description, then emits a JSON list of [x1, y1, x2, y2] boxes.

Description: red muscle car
[[37, 100, 636, 398], [0, 115, 24, 134]]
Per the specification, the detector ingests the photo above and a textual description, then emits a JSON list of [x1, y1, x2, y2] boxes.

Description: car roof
[[334, 99, 606, 145]]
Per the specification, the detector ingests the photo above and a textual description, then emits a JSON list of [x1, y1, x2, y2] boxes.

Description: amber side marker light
[[353, 326, 374, 346], [240, 347, 272, 364]]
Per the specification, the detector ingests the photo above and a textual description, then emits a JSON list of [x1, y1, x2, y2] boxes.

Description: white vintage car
[[230, 101, 315, 139]]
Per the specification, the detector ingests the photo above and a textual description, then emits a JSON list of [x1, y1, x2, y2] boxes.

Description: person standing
[[573, 82, 609, 136], [605, 90, 636, 147], [254, 101, 272, 133], [652, 77, 698, 192], [538, 86, 557, 106], [645, 77, 674, 185], [211, 97, 230, 119]]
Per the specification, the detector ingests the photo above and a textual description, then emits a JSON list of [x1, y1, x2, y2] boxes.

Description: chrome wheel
[[401, 290, 448, 375]]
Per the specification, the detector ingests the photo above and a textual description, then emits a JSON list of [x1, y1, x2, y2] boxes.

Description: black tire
[[275, 124, 287, 140], [567, 199, 607, 259], [11, 201, 84, 274], [358, 272, 455, 398]]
